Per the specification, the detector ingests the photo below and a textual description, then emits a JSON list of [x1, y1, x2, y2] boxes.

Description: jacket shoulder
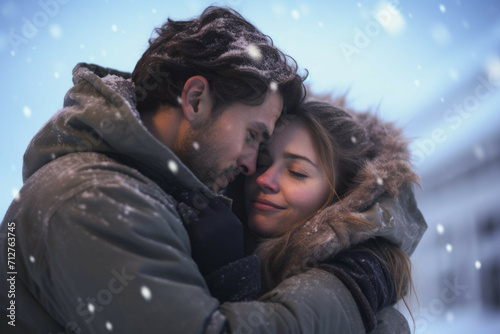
[[25, 152, 176, 213]]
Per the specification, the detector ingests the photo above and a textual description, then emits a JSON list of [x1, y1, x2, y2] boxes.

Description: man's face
[[176, 91, 283, 192]]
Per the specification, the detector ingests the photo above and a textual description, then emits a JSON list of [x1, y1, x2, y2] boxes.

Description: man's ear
[[180, 76, 213, 127]]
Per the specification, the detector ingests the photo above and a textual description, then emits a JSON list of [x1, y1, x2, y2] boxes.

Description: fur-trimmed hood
[[253, 98, 427, 275]]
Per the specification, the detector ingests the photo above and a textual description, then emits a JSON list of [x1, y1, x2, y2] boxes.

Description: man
[[0, 7, 416, 333]]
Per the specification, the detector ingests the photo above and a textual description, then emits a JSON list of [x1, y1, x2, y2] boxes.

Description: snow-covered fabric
[[0, 63, 378, 333], [205, 255, 261, 303], [320, 248, 397, 332]]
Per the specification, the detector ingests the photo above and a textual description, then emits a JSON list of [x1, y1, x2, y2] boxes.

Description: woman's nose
[[256, 166, 280, 193]]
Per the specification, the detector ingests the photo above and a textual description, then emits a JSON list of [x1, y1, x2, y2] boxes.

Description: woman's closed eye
[[288, 169, 308, 180]]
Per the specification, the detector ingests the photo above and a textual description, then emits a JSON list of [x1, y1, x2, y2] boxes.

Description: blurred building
[[401, 65, 500, 333]]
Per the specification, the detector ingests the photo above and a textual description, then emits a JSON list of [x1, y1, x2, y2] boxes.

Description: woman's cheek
[[289, 186, 325, 219]]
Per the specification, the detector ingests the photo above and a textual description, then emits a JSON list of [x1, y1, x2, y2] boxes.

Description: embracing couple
[[0, 6, 427, 334]]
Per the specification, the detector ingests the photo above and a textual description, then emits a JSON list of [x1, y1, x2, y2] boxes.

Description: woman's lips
[[252, 198, 285, 211]]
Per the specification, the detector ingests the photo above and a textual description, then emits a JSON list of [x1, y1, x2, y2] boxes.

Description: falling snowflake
[[374, 2, 405, 35], [176, 96, 182, 105], [431, 24, 451, 46], [168, 160, 178, 174], [486, 56, 500, 84], [141, 286, 152, 301], [439, 4, 446, 13], [446, 312, 454, 323], [80, 44, 85, 49], [475, 261, 482, 269], [446, 244, 453, 252], [112, 25, 118, 32], [12, 188, 20, 201], [414, 80, 420, 87], [351, 136, 357, 144], [269, 81, 278, 92], [10, 50, 15, 57], [461, 20, 469, 29], [105, 321, 113, 331], [291, 9, 300, 20], [417, 65, 422, 70], [357, 2, 362, 7], [436, 224, 444, 234], [49, 24, 62, 39], [246, 44, 262, 61], [54, 72, 60, 79], [88, 303, 95, 313], [23, 106, 32, 118], [440, 97, 445, 102], [193, 141, 200, 150], [152, 8, 157, 14], [51, 153, 56, 159], [29, 256, 35, 263], [318, 21, 323, 27], [376, 177, 383, 185]]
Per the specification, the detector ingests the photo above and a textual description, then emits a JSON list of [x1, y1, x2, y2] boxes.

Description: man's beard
[[174, 125, 237, 192]]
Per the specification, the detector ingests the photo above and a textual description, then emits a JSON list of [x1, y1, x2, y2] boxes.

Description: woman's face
[[244, 119, 331, 236]]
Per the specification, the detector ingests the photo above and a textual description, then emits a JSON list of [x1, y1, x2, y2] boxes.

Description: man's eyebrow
[[283, 152, 318, 168], [252, 122, 271, 140]]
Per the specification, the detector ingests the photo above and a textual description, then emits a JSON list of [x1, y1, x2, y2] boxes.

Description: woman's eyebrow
[[282, 151, 317, 168]]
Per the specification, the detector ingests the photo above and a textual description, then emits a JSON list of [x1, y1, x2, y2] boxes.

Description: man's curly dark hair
[[132, 6, 306, 116]]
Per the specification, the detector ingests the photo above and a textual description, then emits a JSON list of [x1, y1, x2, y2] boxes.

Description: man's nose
[[237, 147, 258, 176]]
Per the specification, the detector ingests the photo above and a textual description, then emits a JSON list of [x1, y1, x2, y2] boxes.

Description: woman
[[225, 99, 426, 331]]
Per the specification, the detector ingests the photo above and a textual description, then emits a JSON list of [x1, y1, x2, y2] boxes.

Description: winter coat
[[0, 63, 411, 334]]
